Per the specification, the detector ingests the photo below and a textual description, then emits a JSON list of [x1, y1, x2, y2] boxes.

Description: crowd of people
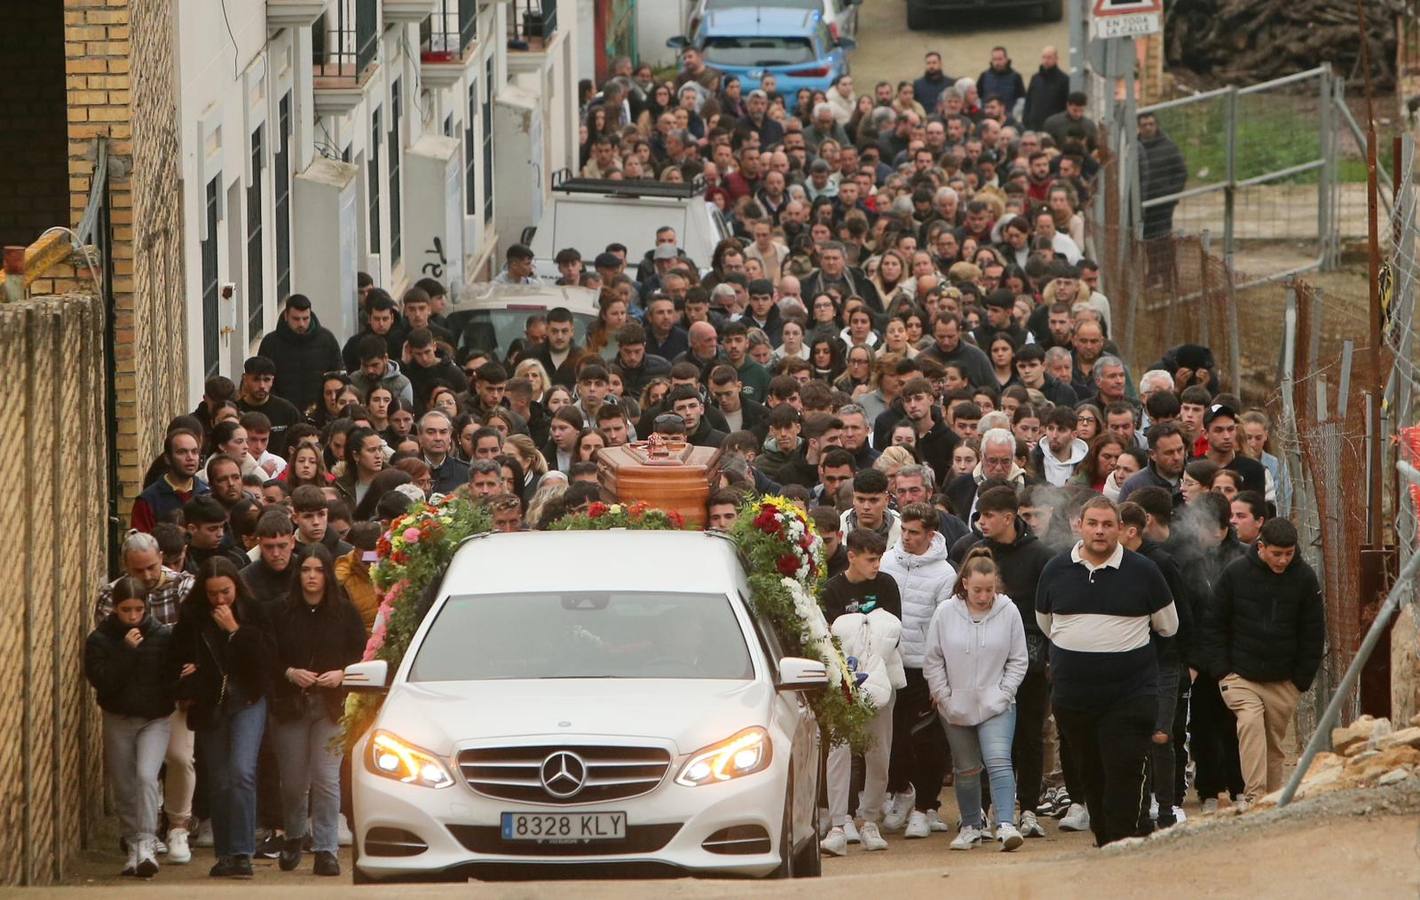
[[85, 38, 1325, 881]]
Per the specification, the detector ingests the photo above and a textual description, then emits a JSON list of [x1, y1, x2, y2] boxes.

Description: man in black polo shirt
[[1036, 496, 1178, 846]]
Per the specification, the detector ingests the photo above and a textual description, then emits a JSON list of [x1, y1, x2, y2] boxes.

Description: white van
[[525, 172, 732, 281]]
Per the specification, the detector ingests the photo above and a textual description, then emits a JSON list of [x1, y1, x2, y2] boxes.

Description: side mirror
[[776, 656, 829, 691], [837, 37, 857, 51], [667, 35, 689, 50], [343, 660, 389, 693]]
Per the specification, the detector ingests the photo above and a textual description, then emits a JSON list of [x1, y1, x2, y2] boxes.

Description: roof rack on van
[[550, 168, 708, 200]]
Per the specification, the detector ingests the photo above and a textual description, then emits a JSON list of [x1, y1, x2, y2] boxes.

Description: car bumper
[[911, 0, 1043, 9], [352, 754, 789, 880]]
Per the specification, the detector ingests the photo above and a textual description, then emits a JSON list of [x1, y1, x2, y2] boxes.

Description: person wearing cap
[[493, 243, 539, 285], [1197, 404, 1268, 496], [743, 88, 783, 146], [805, 158, 839, 203], [640, 242, 684, 296], [237, 357, 303, 458], [592, 251, 624, 286]]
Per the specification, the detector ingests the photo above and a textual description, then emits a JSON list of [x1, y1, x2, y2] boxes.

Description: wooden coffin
[[597, 440, 723, 528]]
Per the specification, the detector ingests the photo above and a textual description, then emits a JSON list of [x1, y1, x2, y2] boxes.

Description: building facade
[[23, 0, 577, 521]]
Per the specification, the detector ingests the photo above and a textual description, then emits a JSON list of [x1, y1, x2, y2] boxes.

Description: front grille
[[457, 745, 672, 805], [701, 824, 771, 855], [447, 823, 681, 856]]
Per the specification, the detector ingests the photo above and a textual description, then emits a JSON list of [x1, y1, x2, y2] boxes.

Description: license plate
[[500, 811, 627, 842]]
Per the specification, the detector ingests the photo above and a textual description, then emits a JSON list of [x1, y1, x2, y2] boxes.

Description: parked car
[[345, 530, 827, 882], [669, 8, 855, 97], [524, 171, 731, 283], [689, 0, 862, 43], [906, 0, 1061, 31]]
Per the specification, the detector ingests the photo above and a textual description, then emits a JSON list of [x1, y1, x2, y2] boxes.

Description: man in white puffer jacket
[[879, 503, 958, 839]]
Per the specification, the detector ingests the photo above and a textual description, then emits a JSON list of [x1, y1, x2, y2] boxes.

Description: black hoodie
[[948, 526, 1054, 641], [257, 312, 343, 414], [85, 614, 175, 720], [1197, 546, 1325, 690]]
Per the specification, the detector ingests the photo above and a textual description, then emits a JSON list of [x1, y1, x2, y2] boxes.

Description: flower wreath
[[729, 496, 875, 750]]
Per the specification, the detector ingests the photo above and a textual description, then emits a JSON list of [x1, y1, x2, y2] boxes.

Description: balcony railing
[[313, 0, 379, 88], [421, 0, 478, 62], [508, 0, 557, 50]]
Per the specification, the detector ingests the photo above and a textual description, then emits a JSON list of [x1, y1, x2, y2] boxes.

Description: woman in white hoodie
[[923, 548, 1029, 851]]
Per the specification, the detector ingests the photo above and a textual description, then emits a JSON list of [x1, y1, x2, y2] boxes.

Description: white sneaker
[[165, 827, 191, 865], [996, 823, 1024, 851], [859, 821, 888, 851], [903, 810, 930, 839], [1201, 798, 1219, 814], [820, 826, 848, 857], [134, 838, 159, 878], [1059, 803, 1091, 832], [950, 825, 984, 850], [337, 813, 354, 847], [883, 788, 914, 831], [1172, 806, 1187, 823], [192, 819, 214, 848], [152, 836, 167, 855], [1149, 796, 1159, 820], [1019, 810, 1047, 838], [924, 808, 950, 832], [1232, 799, 1251, 814], [842, 819, 861, 843], [120, 843, 138, 877]]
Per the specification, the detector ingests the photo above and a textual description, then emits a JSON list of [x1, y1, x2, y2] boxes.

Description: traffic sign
[[1091, 0, 1162, 39]]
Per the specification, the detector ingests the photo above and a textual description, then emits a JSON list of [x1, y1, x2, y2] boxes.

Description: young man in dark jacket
[[257, 294, 342, 414], [1198, 519, 1324, 806], [949, 485, 1056, 837]]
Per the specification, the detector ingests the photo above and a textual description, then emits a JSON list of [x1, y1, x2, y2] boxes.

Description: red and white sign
[[1091, 0, 1162, 39]]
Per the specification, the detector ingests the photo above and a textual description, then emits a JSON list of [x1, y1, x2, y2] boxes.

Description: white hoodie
[[879, 531, 957, 668], [1042, 436, 1089, 487], [922, 594, 1028, 727], [830, 608, 906, 712]]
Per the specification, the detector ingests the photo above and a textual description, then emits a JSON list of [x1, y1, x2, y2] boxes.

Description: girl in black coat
[[170, 558, 275, 879], [268, 545, 366, 877], [85, 577, 175, 878]]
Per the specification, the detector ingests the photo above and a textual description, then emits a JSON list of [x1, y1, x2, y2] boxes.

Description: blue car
[[669, 7, 854, 97]]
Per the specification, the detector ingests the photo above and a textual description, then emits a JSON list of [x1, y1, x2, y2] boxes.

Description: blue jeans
[[943, 705, 1017, 828], [197, 698, 267, 858], [270, 705, 344, 853]]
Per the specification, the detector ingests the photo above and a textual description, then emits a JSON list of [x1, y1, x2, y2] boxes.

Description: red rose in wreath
[[754, 509, 782, 534], [587, 502, 609, 519], [776, 553, 800, 576]]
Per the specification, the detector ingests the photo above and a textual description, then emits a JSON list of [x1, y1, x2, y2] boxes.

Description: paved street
[[851, 1, 1071, 94]]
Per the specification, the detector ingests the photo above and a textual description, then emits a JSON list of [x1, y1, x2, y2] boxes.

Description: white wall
[[637, 0, 692, 71]]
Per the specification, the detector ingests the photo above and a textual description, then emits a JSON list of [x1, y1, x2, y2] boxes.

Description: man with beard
[[131, 429, 209, 533], [257, 294, 342, 413], [237, 356, 303, 457]]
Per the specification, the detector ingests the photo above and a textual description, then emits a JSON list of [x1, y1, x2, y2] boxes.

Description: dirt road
[[53, 784, 1420, 896], [850, 1, 1070, 95]]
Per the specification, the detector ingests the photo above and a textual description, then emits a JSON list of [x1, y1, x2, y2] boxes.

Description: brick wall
[[55, 0, 186, 521], [0, 4, 69, 246]]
